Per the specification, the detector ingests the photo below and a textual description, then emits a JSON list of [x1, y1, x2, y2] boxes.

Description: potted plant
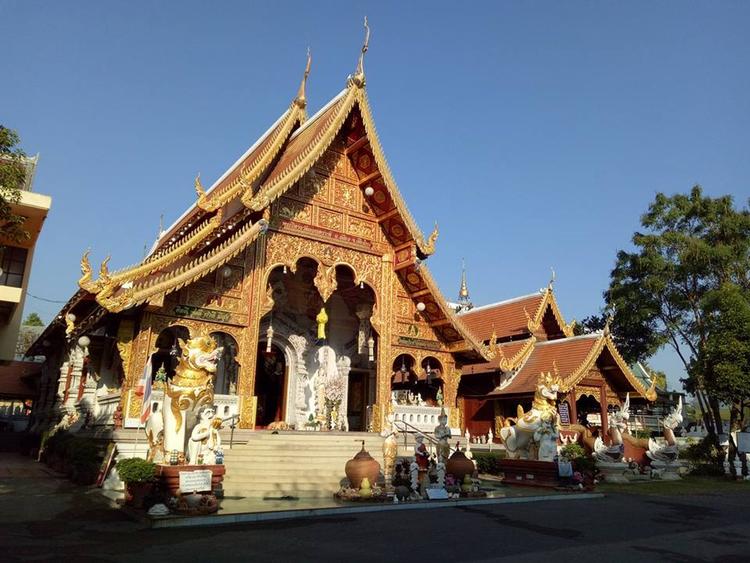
[[116, 458, 156, 508]]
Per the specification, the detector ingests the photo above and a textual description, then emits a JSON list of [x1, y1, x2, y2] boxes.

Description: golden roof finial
[[195, 173, 206, 198], [349, 16, 370, 88], [99, 256, 111, 284], [295, 47, 312, 109]]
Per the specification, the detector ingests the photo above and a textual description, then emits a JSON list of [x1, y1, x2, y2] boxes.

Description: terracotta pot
[[126, 482, 154, 509], [446, 450, 475, 482], [345, 443, 381, 489]]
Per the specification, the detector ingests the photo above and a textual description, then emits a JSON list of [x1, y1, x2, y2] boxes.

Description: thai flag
[[135, 360, 153, 425]]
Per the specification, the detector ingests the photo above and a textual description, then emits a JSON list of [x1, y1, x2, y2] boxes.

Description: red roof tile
[[490, 335, 600, 396], [458, 293, 544, 341]]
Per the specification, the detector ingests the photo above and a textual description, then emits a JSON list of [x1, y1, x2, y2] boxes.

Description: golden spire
[[457, 259, 472, 311], [349, 16, 370, 88], [294, 48, 312, 109], [459, 259, 470, 299]]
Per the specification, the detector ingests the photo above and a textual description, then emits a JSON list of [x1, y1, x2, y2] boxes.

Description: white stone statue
[[147, 336, 222, 463], [488, 429, 494, 445], [312, 345, 347, 429], [499, 372, 561, 461], [409, 461, 420, 496], [436, 461, 446, 489], [433, 408, 451, 464], [647, 396, 683, 463], [594, 393, 630, 463], [188, 406, 222, 464]]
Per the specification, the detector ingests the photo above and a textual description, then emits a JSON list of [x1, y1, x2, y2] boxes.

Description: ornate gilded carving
[[318, 208, 343, 231], [115, 319, 135, 384], [97, 219, 267, 313], [313, 264, 338, 303], [265, 232, 381, 291], [419, 221, 439, 256]]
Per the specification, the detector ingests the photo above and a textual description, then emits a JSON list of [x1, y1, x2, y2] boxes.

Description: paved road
[[2, 455, 749, 562]]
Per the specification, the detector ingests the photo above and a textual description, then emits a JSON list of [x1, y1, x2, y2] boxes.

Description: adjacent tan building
[[0, 154, 52, 360]]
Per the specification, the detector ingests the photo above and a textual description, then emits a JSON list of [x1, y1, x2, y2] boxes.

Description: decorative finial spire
[[295, 47, 312, 109], [548, 266, 556, 290], [349, 16, 370, 88], [457, 259, 473, 311]]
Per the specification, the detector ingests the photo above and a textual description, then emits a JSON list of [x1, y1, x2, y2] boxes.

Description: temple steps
[[221, 431, 385, 499]]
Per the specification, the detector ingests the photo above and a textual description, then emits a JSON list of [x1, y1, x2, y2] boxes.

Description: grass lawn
[[598, 475, 750, 495]]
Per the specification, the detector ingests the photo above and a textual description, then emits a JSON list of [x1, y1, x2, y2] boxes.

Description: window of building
[[0, 246, 28, 288]]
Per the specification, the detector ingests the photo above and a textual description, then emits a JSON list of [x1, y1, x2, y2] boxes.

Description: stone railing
[[391, 404, 450, 434], [93, 392, 121, 426]]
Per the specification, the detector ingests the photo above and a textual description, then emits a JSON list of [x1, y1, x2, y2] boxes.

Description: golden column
[[372, 253, 395, 433], [237, 239, 267, 428]]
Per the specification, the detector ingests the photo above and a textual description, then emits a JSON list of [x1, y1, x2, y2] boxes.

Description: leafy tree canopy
[[605, 186, 750, 435], [0, 126, 30, 245], [22, 312, 44, 326]]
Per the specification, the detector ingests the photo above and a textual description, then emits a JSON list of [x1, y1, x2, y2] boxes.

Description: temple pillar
[[237, 241, 266, 428], [444, 363, 462, 430], [119, 314, 154, 425], [599, 382, 609, 444], [372, 254, 395, 433]]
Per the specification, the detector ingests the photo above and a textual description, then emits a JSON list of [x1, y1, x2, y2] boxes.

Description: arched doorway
[[254, 342, 287, 428], [210, 332, 239, 395], [151, 325, 190, 380], [576, 394, 602, 429]]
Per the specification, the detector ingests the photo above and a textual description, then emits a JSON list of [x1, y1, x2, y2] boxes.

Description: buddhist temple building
[[456, 283, 656, 438], [27, 41, 495, 439], [26, 34, 654, 451]]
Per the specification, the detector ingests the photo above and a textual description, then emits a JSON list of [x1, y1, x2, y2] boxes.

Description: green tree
[[22, 312, 44, 326], [605, 186, 750, 442], [699, 284, 750, 476], [0, 126, 30, 246]]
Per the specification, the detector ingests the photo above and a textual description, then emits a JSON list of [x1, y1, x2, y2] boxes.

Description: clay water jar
[[446, 450, 475, 482], [345, 443, 381, 489]]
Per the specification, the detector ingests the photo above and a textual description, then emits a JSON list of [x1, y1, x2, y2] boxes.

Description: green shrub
[[115, 458, 156, 484], [683, 435, 724, 476], [44, 431, 74, 458], [559, 443, 596, 474], [559, 443, 585, 461], [630, 429, 652, 440], [67, 438, 100, 470], [473, 451, 506, 475]]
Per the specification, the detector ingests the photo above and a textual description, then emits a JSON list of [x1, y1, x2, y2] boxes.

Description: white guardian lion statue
[[146, 335, 222, 463], [499, 372, 561, 462]]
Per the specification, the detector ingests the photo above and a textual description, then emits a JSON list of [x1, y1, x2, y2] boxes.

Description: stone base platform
[[498, 459, 560, 488]]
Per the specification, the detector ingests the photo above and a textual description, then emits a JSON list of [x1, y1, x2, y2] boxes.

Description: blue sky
[[3, 1, 749, 388]]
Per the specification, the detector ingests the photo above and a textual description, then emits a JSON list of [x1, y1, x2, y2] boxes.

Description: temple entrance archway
[[253, 342, 287, 428], [576, 394, 602, 428], [210, 332, 239, 395], [151, 325, 190, 380], [257, 258, 377, 430]]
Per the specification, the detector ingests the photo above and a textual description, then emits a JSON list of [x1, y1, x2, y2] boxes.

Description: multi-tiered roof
[[30, 31, 492, 362]]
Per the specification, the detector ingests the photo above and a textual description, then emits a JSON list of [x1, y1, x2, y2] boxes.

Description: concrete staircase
[[221, 431, 385, 499]]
